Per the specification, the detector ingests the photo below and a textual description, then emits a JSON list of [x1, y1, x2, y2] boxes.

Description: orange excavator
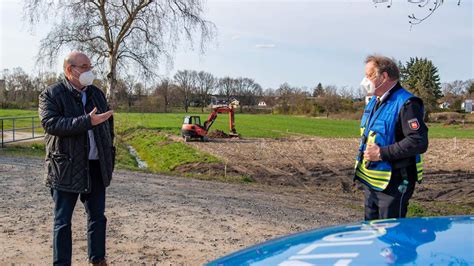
[[181, 101, 239, 142]]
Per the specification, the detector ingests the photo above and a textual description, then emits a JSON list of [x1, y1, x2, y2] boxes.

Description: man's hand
[[89, 107, 113, 126], [364, 143, 382, 162]]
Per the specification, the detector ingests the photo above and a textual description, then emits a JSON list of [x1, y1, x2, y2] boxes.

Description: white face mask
[[360, 77, 375, 94], [77, 70, 95, 87], [360, 76, 386, 95]]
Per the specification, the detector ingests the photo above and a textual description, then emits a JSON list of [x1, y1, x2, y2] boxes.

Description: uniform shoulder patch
[[408, 118, 420, 130]]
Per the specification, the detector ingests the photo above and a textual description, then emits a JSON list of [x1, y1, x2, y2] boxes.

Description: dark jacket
[[39, 78, 115, 193], [379, 83, 428, 193]]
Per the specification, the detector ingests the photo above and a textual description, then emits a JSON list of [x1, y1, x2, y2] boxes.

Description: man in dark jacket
[[39, 51, 114, 265]]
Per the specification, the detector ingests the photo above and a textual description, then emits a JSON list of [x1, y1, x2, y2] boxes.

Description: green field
[[0, 109, 43, 135], [2, 109, 472, 139], [115, 112, 361, 138], [0, 109, 38, 117], [1, 108, 472, 168]]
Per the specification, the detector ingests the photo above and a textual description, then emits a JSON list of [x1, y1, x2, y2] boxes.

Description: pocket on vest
[[50, 153, 72, 185]]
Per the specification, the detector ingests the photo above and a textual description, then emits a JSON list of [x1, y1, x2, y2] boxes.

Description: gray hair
[[63, 51, 86, 71], [365, 55, 400, 80]]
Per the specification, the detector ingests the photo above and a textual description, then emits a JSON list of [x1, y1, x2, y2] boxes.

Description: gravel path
[[0, 156, 360, 265]]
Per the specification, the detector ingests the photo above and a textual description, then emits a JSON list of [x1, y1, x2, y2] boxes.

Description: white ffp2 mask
[[78, 70, 95, 87], [360, 77, 375, 94]]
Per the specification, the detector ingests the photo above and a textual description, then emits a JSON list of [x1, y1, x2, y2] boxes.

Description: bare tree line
[[2, 66, 472, 117], [0, 68, 58, 109], [0, 67, 365, 117]]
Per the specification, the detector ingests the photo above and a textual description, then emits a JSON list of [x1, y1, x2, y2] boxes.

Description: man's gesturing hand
[[89, 107, 114, 126]]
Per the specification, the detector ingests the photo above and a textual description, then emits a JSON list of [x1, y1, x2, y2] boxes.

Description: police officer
[[355, 55, 428, 220]]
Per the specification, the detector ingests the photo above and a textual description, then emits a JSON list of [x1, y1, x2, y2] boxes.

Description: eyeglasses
[[71, 64, 94, 71], [366, 72, 380, 81]]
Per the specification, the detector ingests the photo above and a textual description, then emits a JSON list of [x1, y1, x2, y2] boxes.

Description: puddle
[[127, 145, 148, 169]]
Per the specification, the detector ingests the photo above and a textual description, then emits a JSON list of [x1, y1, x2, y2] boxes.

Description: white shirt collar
[[379, 82, 397, 103]]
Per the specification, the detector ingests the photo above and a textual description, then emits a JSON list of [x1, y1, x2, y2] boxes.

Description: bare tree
[[373, 0, 462, 27], [196, 71, 216, 112], [154, 78, 173, 112], [319, 85, 341, 118], [468, 81, 474, 98], [113, 79, 131, 107], [218, 77, 237, 103], [2, 68, 36, 108], [24, 0, 215, 105], [290, 87, 310, 115], [234, 77, 262, 112], [442, 80, 473, 96], [174, 70, 197, 112], [275, 83, 293, 114]]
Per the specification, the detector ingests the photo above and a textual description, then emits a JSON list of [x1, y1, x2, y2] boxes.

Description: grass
[[115, 140, 139, 171], [426, 123, 474, 138], [0, 140, 45, 157], [120, 128, 219, 172], [407, 201, 474, 217], [115, 112, 474, 139], [0, 109, 44, 135], [2, 109, 473, 139], [114, 112, 361, 138], [0, 109, 38, 117]]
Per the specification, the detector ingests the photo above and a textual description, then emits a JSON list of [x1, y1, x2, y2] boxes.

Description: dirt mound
[[207, 130, 236, 139]]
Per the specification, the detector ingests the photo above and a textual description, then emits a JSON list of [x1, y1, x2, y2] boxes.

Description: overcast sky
[[1, 0, 472, 90]]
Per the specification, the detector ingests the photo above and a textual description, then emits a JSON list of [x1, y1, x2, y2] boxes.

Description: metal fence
[[0, 116, 44, 148]]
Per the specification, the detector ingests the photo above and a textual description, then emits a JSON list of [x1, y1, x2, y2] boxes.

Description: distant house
[[209, 95, 239, 107], [209, 95, 227, 107], [462, 99, 473, 113], [258, 101, 267, 107], [438, 101, 451, 109]]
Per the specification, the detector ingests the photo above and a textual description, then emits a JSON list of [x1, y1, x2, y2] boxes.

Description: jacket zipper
[[79, 97, 91, 193]]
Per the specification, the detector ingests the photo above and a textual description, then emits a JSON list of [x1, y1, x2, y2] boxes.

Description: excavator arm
[[203, 106, 237, 134], [204, 110, 218, 131]]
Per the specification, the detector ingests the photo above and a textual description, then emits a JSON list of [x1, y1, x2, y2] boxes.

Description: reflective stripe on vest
[[355, 88, 424, 191], [416, 155, 423, 182]]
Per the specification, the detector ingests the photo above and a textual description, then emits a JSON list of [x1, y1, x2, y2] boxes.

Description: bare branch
[[373, 0, 462, 27], [23, 0, 216, 103]]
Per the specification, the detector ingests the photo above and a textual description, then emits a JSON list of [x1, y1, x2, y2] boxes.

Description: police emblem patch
[[408, 118, 420, 130]]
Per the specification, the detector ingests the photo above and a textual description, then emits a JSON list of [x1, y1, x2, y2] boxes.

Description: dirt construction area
[[184, 136, 474, 205], [1, 136, 473, 264]]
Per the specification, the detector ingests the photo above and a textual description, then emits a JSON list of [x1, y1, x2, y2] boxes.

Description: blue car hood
[[207, 216, 474, 266]]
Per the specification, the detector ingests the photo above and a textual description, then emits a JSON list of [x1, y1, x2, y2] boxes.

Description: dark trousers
[[51, 160, 106, 265], [363, 180, 415, 221]]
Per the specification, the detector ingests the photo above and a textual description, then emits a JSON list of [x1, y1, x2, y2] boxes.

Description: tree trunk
[[107, 56, 118, 108], [184, 98, 189, 113]]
